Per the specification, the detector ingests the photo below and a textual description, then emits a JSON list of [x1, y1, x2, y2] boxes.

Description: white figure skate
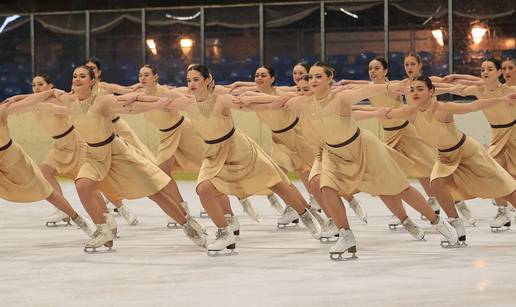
[[348, 198, 367, 224], [441, 218, 466, 248], [433, 216, 458, 247], [73, 215, 93, 237], [300, 210, 321, 239], [239, 198, 259, 222], [84, 224, 114, 253], [117, 205, 138, 225], [267, 194, 284, 214], [490, 205, 511, 232], [329, 228, 358, 261], [207, 227, 237, 256], [388, 215, 402, 230], [45, 208, 71, 227], [277, 206, 300, 228], [182, 217, 207, 248], [308, 207, 327, 227], [104, 212, 119, 238], [455, 200, 476, 226], [224, 214, 240, 236], [421, 197, 440, 220], [319, 219, 339, 243], [401, 217, 425, 241], [309, 195, 321, 212]]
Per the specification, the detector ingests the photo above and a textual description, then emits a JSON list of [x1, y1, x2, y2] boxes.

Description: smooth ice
[[1, 181, 515, 307]]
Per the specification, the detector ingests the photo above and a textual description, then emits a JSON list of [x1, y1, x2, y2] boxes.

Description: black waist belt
[[52, 126, 74, 139], [111, 116, 121, 123], [87, 133, 116, 147], [204, 127, 235, 144], [383, 120, 409, 131], [160, 116, 185, 132], [326, 128, 361, 148], [271, 117, 299, 134], [490, 119, 515, 129], [438, 134, 466, 153], [0, 139, 12, 151]]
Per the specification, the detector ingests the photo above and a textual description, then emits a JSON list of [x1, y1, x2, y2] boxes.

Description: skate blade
[[84, 242, 115, 253], [330, 248, 358, 261], [199, 212, 209, 218], [490, 226, 510, 233], [319, 236, 339, 244], [388, 224, 400, 230], [45, 221, 72, 227], [167, 222, 181, 229], [277, 222, 299, 229], [129, 219, 139, 226], [440, 241, 465, 248], [207, 244, 238, 257]]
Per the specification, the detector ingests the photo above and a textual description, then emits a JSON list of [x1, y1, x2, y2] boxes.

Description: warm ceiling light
[[431, 29, 444, 47], [471, 21, 487, 44], [146, 39, 158, 55], [180, 38, 193, 48]]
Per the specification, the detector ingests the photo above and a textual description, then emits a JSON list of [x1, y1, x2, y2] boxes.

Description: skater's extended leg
[[197, 180, 228, 228], [430, 177, 459, 218]]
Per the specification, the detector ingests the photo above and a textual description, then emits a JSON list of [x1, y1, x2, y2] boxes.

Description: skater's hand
[[129, 83, 144, 91], [504, 93, 516, 105], [272, 96, 289, 109], [376, 107, 391, 119], [116, 92, 139, 106], [388, 79, 410, 95], [52, 89, 66, 98], [156, 98, 173, 111]]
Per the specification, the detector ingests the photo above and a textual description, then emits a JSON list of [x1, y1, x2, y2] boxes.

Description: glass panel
[[34, 13, 86, 90], [452, 0, 516, 76], [389, 0, 449, 79], [325, 1, 384, 81], [0, 15, 31, 100], [90, 12, 142, 86], [146, 8, 201, 86], [205, 6, 259, 85], [264, 4, 320, 85]]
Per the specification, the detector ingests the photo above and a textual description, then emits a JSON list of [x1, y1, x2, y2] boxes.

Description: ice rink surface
[[1, 181, 515, 307]]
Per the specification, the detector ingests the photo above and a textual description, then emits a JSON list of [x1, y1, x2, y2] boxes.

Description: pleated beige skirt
[[0, 142, 53, 202], [113, 117, 157, 164], [197, 129, 290, 198], [271, 128, 315, 173], [488, 126, 516, 178], [430, 136, 516, 200]]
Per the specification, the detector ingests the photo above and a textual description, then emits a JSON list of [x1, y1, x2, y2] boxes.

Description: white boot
[[299, 209, 321, 239], [267, 194, 284, 214], [309, 195, 321, 211], [72, 215, 93, 237], [401, 217, 425, 240], [181, 201, 191, 216], [348, 197, 367, 224], [388, 215, 401, 230], [117, 205, 138, 225], [104, 212, 118, 238], [329, 228, 358, 260], [308, 207, 327, 227], [445, 217, 466, 247], [224, 214, 240, 236], [207, 227, 237, 256], [277, 206, 300, 228], [319, 219, 339, 243], [455, 200, 476, 226], [84, 224, 114, 252], [422, 197, 440, 220], [490, 205, 511, 232], [182, 218, 207, 248], [433, 216, 458, 247], [45, 208, 71, 227], [239, 198, 259, 222]]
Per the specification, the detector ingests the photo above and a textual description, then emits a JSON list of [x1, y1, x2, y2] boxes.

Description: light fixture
[[146, 39, 158, 55], [431, 28, 445, 47], [180, 37, 193, 48], [340, 8, 358, 19], [0, 15, 20, 33], [471, 20, 487, 45]]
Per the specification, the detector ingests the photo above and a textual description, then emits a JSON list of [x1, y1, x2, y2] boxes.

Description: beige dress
[[186, 94, 290, 198], [477, 85, 516, 177], [256, 108, 315, 172], [369, 94, 435, 178], [70, 95, 170, 199], [306, 93, 411, 196], [143, 109, 204, 173], [93, 83, 157, 164], [0, 107, 53, 202], [413, 101, 516, 200]]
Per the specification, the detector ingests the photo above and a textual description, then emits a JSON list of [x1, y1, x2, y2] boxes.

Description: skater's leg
[[159, 158, 185, 204], [378, 194, 408, 221], [46, 190, 78, 219], [148, 189, 187, 224], [430, 177, 459, 218], [159, 181, 188, 216], [218, 194, 233, 215], [321, 186, 350, 229], [40, 164, 64, 195], [197, 180, 228, 228], [76, 178, 106, 224], [270, 181, 309, 213], [418, 178, 434, 197], [309, 175, 332, 218], [400, 186, 438, 223], [502, 190, 516, 208], [297, 170, 312, 199]]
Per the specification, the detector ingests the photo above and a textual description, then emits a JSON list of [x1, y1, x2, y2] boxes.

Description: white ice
[[1, 181, 515, 307]]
